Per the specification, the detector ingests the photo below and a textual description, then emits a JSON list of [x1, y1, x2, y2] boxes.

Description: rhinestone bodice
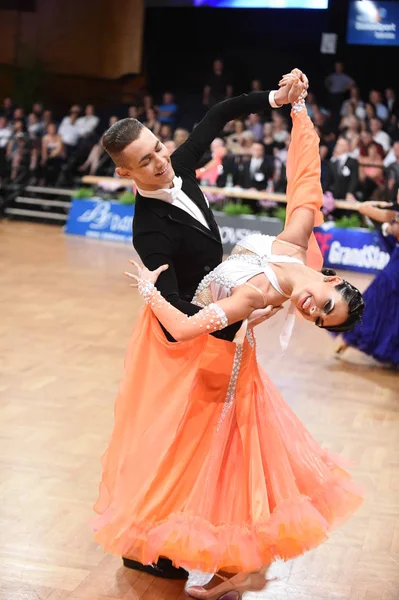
[[193, 234, 302, 308]]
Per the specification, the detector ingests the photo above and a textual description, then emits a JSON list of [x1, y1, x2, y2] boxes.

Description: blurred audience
[[0, 65, 397, 222]]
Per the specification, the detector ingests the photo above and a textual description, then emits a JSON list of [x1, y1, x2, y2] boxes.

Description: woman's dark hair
[[318, 268, 365, 333]]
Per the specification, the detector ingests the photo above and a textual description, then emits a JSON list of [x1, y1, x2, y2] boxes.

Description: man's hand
[[275, 68, 309, 106], [247, 305, 284, 328]]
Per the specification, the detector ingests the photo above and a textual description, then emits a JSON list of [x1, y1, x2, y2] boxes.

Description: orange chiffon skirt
[[93, 307, 363, 573]]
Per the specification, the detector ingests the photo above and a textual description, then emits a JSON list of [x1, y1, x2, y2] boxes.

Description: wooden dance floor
[[1, 221, 398, 600]]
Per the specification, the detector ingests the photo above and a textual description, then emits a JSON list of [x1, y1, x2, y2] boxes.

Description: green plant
[[223, 202, 253, 216], [334, 214, 363, 229], [119, 191, 136, 205], [74, 187, 95, 199], [273, 206, 287, 223]]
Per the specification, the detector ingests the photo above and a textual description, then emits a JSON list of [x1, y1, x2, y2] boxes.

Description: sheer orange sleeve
[[138, 280, 229, 342], [285, 105, 324, 270]]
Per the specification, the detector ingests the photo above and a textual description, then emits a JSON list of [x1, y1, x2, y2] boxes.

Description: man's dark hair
[[318, 268, 365, 333], [101, 118, 144, 165]]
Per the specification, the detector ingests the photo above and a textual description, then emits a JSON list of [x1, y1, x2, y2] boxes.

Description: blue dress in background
[[342, 239, 399, 367]]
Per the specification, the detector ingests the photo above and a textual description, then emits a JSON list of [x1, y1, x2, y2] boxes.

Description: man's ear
[[116, 167, 132, 179]]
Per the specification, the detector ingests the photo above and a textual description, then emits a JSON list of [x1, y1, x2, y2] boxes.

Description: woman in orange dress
[[94, 83, 364, 600]]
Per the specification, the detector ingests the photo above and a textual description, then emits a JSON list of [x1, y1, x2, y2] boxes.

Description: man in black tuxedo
[[100, 71, 307, 580], [324, 137, 359, 202]]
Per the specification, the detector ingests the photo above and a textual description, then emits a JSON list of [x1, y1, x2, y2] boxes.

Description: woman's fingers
[[128, 259, 140, 269], [288, 81, 304, 104], [124, 270, 139, 282], [155, 264, 169, 275]]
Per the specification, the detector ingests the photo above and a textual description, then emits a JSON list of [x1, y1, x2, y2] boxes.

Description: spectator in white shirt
[[370, 117, 391, 154], [58, 107, 81, 156], [76, 104, 99, 137], [0, 116, 11, 148], [27, 113, 42, 139], [341, 86, 366, 121], [369, 90, 389, 122], [0, 116, 11, 180]]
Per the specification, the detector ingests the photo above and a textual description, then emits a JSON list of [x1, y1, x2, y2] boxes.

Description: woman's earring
[[323, 277, 329, 282]]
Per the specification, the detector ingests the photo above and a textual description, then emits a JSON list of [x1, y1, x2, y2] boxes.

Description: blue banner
[[347, 0, 399, 46], [65, 199, 134, 243], [65, 200, 390, 274], [314, 226, 391, 274]]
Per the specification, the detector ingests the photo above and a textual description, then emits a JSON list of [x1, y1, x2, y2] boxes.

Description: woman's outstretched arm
[[277, 101, 323, 251], [125, 262, 264, 343]]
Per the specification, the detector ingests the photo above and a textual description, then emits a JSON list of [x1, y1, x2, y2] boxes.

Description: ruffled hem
[[93, 476, 363, 573]]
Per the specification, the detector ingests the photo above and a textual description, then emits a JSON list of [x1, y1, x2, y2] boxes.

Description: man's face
[[360, 131, 372, 146], [128, 106, 139, 119], [334, 138, 349, 157], [335, 62, 344, 73], [370, 90, 380, 105], [116, 127, 175, 191], [393, 142, 399, 160], [0, 117, 6, 129], [251, 143, 264, 159], [213, 59, 223, 73], [210, 138, 224, 152], [370, 118, 380, 134]]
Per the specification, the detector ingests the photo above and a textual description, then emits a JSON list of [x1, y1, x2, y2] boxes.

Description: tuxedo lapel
[[181, 179, 221, 240], [142, 196, 220, 243]]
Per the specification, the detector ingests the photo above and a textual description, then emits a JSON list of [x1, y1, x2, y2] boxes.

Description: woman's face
[[347, 103, 355, 116], [366, 103, 376, 119], [368, 144, 378, 159], [292, 277, 349, 328], [273, 113, 284, 127], [47, 123, 56, 135], [348, 116, 359, 132], [263, 122, 273, 136], [234, 120, 244, 134]]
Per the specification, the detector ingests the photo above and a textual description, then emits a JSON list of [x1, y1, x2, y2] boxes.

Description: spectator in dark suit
[[324, 137, 359, 201], [238, 142, 274, 191], [237, 142, 274, 213], [385, 88, 398, 117]]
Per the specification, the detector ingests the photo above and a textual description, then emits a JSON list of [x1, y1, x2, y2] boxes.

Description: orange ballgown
[[93, 107, 363, 573]]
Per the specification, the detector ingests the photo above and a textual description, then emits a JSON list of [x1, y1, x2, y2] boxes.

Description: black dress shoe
[[122, 557, 189, 580]]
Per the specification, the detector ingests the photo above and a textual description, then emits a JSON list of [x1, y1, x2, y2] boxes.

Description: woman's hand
[[278, 69, 309, 103], [124, 260, 169, 287], [248, 305, 284, 328]]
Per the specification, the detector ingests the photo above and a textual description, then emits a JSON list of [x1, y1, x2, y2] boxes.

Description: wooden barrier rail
[[81, 175, 360, 212]]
